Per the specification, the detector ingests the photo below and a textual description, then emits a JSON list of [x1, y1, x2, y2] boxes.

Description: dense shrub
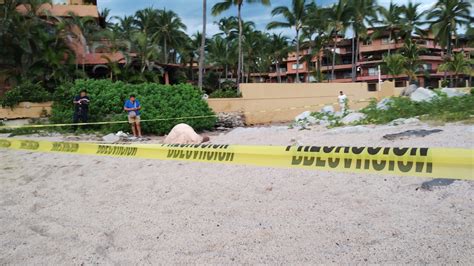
[[209, 89, 241, 98], [51, 79, 216, 135], [1, 82, 52, 107], [360, 93, 474, 124]]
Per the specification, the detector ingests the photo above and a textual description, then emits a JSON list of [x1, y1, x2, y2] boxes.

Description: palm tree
[[155, 9, 187, 63], [268, 33, 290, 83], [303, 2, 331, 83], [198, 0, 207, 89], [401, 39, 424, 84], [326, 0, 351, 80], [212, 0, 271, 89], [267, 0, 307, 83], [427, 0, 471, 58], [438, 52, 472, 87], [349, 0, 378, 82], [375, 2, 403, 55], [214, 17, 238, 80], [382, 53, 407, 81], [401, 1, 426, 38]]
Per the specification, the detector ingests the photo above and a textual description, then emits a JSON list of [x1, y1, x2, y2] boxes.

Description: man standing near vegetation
[[338, 91, 348, 112], [124, 95, 142, 139], [73, 90, 90, 130]]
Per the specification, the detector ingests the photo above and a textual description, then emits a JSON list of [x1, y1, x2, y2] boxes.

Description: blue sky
[[98, 0, 434, 37]]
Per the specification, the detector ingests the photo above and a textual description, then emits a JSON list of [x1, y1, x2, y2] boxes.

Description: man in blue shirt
[[124, 94, 142, 138]]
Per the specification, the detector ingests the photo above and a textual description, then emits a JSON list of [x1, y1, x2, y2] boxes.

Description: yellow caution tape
[[1, 138, 472, 180]]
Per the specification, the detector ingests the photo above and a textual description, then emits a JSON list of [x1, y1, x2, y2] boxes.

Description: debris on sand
[[383, 129, 442, 140], [418, 178, 457, 191]]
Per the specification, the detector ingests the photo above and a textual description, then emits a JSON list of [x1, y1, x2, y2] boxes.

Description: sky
[[97, 0, 436, 38]]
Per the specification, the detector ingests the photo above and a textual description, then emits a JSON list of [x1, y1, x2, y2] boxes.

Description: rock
[[102, 133, 120, 143], [404, 118, 420, 124], [334, 111, 344, 117], [441, 88, 467, 98], [388, 117, 420, 126], [116, 131, 128, 137], [328, 125, 371, 134], [376, 98, 392, 110], [306, 116, 318, 125], [341, 112, 366, 124], [216, 112, 245, 128], [319, 120, 330, 127], [295, 111, 311, 121], [321, 105, 335, 114], [410, 87, 437, 102], [401, 84, 418, 96]]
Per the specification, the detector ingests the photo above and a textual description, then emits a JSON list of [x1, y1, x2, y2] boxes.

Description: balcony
[[320, 64, 352, 71]]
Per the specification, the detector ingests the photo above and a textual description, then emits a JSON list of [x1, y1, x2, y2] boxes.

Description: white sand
[[1, 122, 473, 264]]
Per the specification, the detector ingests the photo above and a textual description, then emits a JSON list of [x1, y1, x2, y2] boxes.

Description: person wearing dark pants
[[73, 90, 90, 131]]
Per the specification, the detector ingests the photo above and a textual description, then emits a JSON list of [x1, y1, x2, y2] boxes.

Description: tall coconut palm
[[267, 0, 307, 83], [326, 0, 351, 80], [268, 33, 290, 83], [198, 0, 207, 89], [375, 2, 403, 55], [215, 17, 238, 80], [304, 2, 331, 83], [401, 1, 427, 38], [349, 0, 378, 82], [427, 0, 471, 58], [155, 9, 187, 63], [401, 39, 424, 84], [212, 0, 271, 89]]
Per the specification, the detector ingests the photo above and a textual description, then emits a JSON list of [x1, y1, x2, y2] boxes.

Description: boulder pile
[[216, 112, 245, 130]]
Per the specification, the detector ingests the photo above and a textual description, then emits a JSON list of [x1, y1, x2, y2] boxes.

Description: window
[[368, 83, 377, 91], [291, 63, 303, 70], [52, 0, 68, 4], [422, 64, 432, 71], [368, 67, 378, 76]]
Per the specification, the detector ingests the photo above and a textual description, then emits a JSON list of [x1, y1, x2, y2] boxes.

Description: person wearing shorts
[[124, 94, 142, 138]]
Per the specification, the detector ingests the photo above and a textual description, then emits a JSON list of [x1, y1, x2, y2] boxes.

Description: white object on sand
[[163, 123, 204, 144]]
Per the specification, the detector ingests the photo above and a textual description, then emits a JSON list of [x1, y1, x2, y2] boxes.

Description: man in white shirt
[[338, 91, 348, 112]]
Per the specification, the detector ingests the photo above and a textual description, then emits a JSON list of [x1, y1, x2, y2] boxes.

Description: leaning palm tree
[[326, 0, 351, 80], [375, 2, 403, 55], [198, 0, 207, 89], [349, 0, 378, 82], [267, 0, 308, 82], [212, 0, 271, 89], [427, 0, 471, 58]]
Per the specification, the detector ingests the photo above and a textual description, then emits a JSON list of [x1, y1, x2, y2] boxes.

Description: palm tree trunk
[[237, 4, 243, 92], [331, 31, 337, 81], [276, 61, 281, 83], [388, 31, 392, 55], [198, 0, 206, 89], [354, 35, 360, 82], [351, 35, 356, 82], [295, 28, 300, 83], [164, 39, 168, 64]]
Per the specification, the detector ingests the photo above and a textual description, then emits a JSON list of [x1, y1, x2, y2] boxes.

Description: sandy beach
[[1, 122, 473, 264]]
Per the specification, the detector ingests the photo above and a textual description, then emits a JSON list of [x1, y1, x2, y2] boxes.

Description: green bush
[[360, 93, 474, 124], [209, 89, 241, 98], [1, 82, 52, 107], [51, 79, 216, 135]]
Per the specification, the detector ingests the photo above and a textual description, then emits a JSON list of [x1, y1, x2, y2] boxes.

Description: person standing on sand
[[124, 94, 142, 139], [338, 91, 348, 112], [73, 89, 90, 130]]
